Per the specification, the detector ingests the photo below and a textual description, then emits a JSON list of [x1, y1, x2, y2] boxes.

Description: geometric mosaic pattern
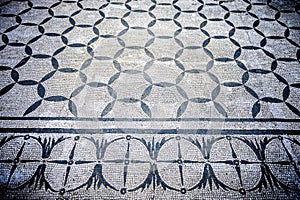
[[1, 134, 300, 198], [0, 0, 299, 119], [0, 0, 299, 198]]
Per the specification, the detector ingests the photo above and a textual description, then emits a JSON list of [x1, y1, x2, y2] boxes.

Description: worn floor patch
[[0, 0, 299, 199]]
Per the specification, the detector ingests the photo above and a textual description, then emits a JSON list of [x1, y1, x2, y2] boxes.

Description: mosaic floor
[[0, 0, 300, 199]]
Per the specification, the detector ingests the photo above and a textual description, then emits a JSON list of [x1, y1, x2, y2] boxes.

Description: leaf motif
[[45, 96, 68, 102], [244, 86, 259, 99], [68, 100, 77, 117], [215, 58, 234, 62], [58, 68, 78, 73], [223, 82, 242, 87], [143, 72, 152, 84], [70, 85, 85, 98], [206, 60, 214, 71], [144, 61, 153, 71], [0, 83, 15, 96], [177, 101, 188, 118], [148, 19, 156, 27], [37, 84, 45, 98], [118, 38, 125, 47], [94, 56, 111, 61], [249, 69, 271, 74], [190, 98, 211, 103], [273, 73, 288, 85], [202, 38, 210, 47], [186, 69, 205, 73], [51, 57, 59, 69], [62, 27, 74, 35], [175, 49, 183, 59], [185, 46, 201, 50], [286, 102, 300, 117], [40, 71, 56, 82], [260, 97, 282, 103], [61, 35, 68, 45], [175, 72, 185, 84], [88, 37, 98, 46], [79, 72, 87, 83], [68, 43, 85, 48], [121, 19, 129, 28], [175, 60, 185, 71], [113, 48, 124, 59], [18, 80, 38, 85], [208, 72, 220, 84], [0, 66, 11, 71], [213, 102, 228, 117], [11, 70, 19, 82], [2, 34, 9, 44], [27, 35, 42, 45], [211, 85, 220, 100], [242, 46, 260, 50], [236, 60, 247, 70], [123, 70, 141, 74], [252, 101, 261, 118], [144, 49, 154, 59], [107, 86, 117, 99], [141, 85, 152, 100], [101, 101, 115, 117], [155, 82, 174, 87], [119, 98, 139, 103], [234, 48, 241, 59], [23, 100, 42, 116], [117, 28, 128, 37], [145, 38, 154, 47], [262, 49, 276, 59], [81, 58, 92, 70], [176, 86, 188, 99], [213, 35, 227, 39], [260, 38, 267, 47], [242, 72, 249, 84], [290, 83, 300, 88], [141, 102, 152, 118], [14, 57, 30, 68], [32, 54, 51, 59], [53, 46, 66, 57], [87, 82, 106, 87], [175, 38, 184, 48], [283, 86, 290, 101]]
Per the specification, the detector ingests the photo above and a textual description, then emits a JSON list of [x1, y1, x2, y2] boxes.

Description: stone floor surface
[[0, 0, 299, 199]]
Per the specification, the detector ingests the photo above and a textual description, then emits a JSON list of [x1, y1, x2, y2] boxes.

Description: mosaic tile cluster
[[0, 134, 300, 198], [0, 0, 299, 198], [0, 0, 299, 119]]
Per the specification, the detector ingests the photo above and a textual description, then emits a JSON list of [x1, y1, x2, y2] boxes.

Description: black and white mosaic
[[0, 134, 300, 198], [0, 0, 299, 198], [0, 0, 299, 120]]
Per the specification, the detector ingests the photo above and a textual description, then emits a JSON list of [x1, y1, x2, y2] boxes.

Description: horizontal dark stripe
[[0, 128, 298, 135], [0, 117, 299, 122]]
